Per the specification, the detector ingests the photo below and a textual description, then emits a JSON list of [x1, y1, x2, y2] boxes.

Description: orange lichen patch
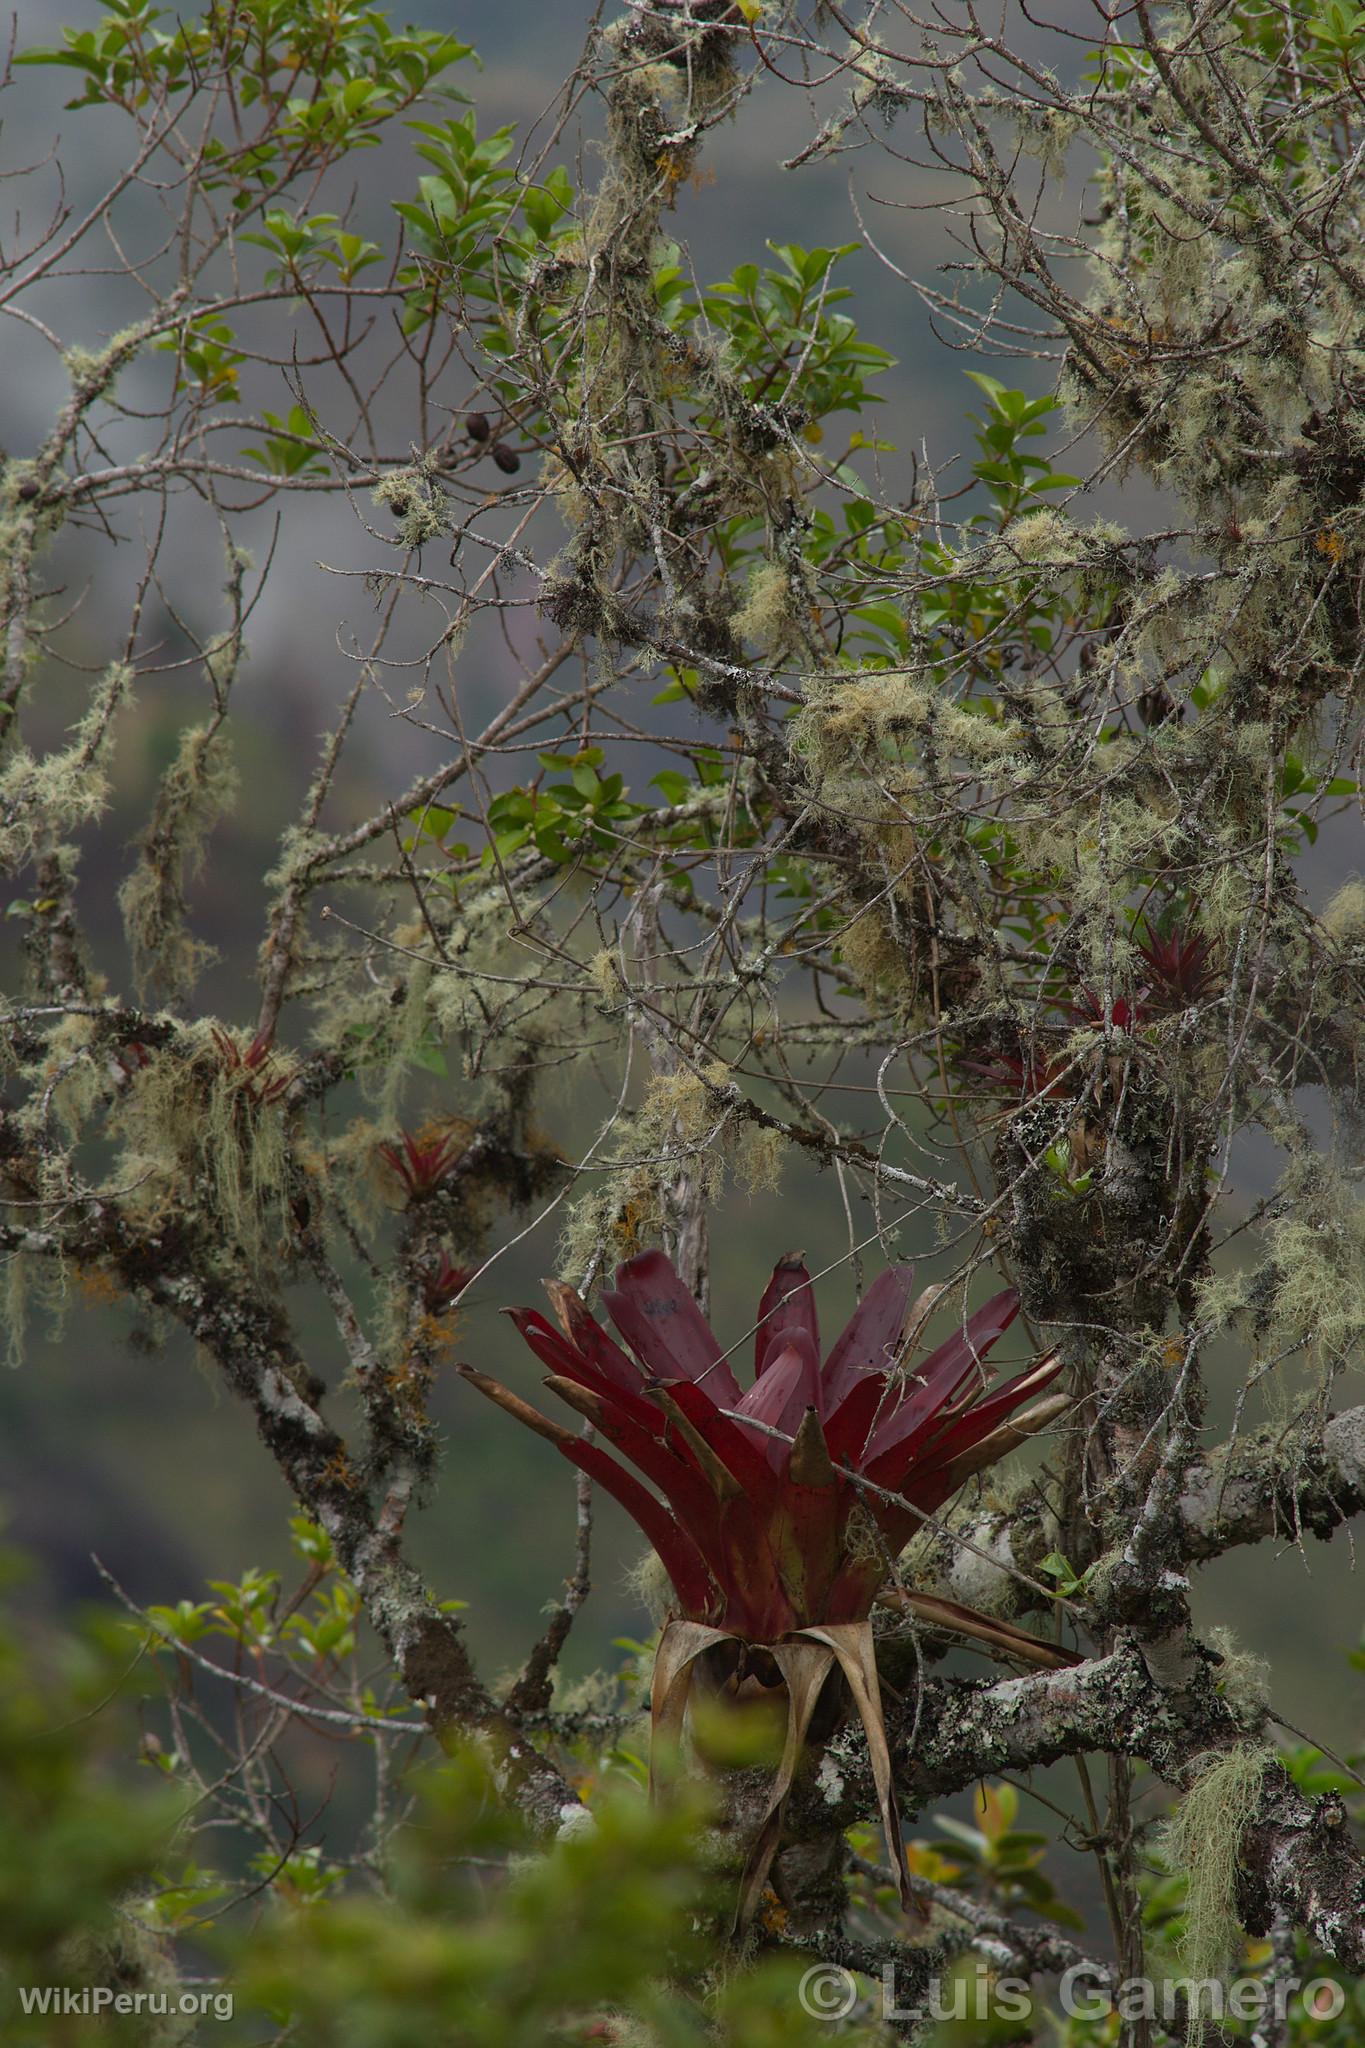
[[75, 1264, 125, 1310], [1315, 527, 1346, 563], [414, 1310, 461, 1357], [609, 1200, 647, 1259], [653, 148, 691, 204], [384, 1355, 434, 1416], [757, 1893, 789, 1935], [319, 1449, 362, 1493]]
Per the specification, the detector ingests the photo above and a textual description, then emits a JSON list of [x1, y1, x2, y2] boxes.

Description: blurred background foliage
[[0, 1517, 1360, 2044]]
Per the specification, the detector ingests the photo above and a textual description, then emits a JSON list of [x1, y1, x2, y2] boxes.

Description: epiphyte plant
[[462, 1249, 1066, 1921]]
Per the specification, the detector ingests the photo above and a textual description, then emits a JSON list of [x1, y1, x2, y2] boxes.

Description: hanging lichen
[[1161, 1743, 1274, 2034], [119, 721, 238, 999], [107, 1021, 296, 1272], [557, 1061, 731, 1277], [3, 1250, 27, 1370], [1263, 1159, 1365, 1369], [0, 661, 132, 870]]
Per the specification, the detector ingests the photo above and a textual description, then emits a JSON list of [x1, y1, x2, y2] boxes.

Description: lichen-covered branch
[[796, 1639, 1365, 1971]]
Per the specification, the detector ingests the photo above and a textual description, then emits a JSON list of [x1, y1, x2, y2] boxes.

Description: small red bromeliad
[[462, 1250, 1069, 1924]]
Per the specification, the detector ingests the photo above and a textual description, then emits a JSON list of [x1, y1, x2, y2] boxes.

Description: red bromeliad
[[422, 1251, 475, 1313], [209, 1024, 292, 1105], [461, 1250, 1067, 1922], [377, 1123, 468, 1200], [1067, 986, 1148, 1032], [1069, 918, 1219, 1032], [958, 1043, 1074, 1104], [1134, 921, 1219, 1013]]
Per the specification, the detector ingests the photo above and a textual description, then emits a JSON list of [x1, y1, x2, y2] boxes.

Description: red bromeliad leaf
[[820, 1264, 918, 1408], [456, 1365, 715, 1619], [378, 1122, 467, 1198], [465, 1250, 1065, 1642], [656, 1373, 781, 1506], [1069, 988, 1148, 1031], [542, 1373, 722, 1535], [423, 1253, 474, 1312], [557, 1435, 717, 1622], [544, 1280, 646, 1400], [859, 1290, 1020, 1469], [753, 1254, 820, 1378], [733, 1328, 824, 1465], [958, 1045, 1072, 1102], [603, 1250, 744, 1407], [894, 1354, 1066, 1484], [822, 1371, 895, 1467], [507, 1307, 668, 1440]]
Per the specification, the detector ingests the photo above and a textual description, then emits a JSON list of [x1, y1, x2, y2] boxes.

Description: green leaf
[[650, 770, 693, 805]]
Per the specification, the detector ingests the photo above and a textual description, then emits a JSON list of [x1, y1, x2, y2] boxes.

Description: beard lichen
[[0, 661, 132, 871], [1320, 878, 1365, 946], [119, 722, 238, 1000], [372, 466, 446, 550], [1262, 1160, 1365, 1370], [108, 1021, 296, 1272], [625, 1546, 673, 1627], [1161, 1744, 1275, 2035], [731, 557, 802, 656], [557, 1061, 731, 1278]]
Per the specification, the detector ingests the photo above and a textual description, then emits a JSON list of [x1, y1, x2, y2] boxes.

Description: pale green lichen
[[1162, 1744, 1274, 2035], [1003, 100, 1078, 179], [1264, 1160, 1365, 1367], [0, 662, 133, 869], [625, 1547, 673, 1625], [372, 468, 445, 549], [731, 557, 800, 654], [3, 1252, 27, 1369], [733, 1122, 783, 1195], [588, 949, 621, 1004], [838, 907, 912, 1008], [38, 1014, 102, 1142], [119, 722, 238, 998], [558, 1062, 730, 1277], [1320, 878, 1365, 944], [108, 1021, 296, 1271], [1208, 1628, 1270, 1726]]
